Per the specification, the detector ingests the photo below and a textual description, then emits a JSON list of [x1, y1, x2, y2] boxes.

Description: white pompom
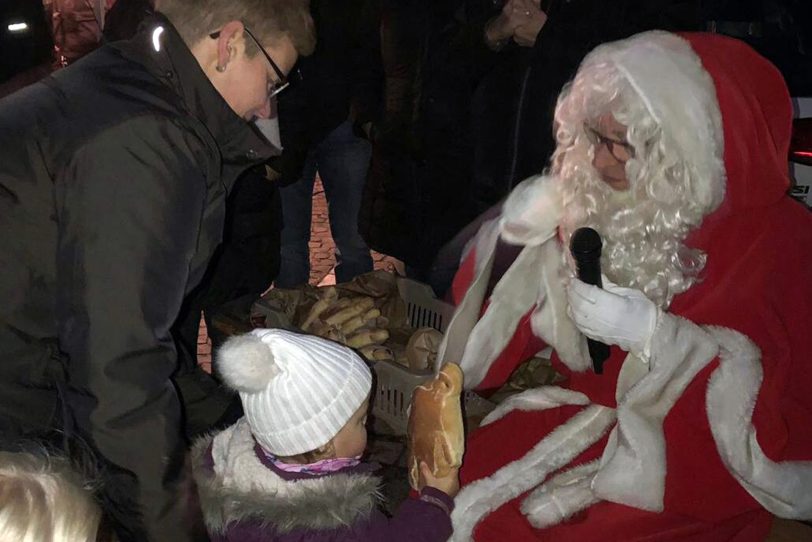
[[216, 333, 278, 393]]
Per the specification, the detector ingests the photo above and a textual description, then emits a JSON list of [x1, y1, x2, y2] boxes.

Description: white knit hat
[[216, 328, 372, 456]]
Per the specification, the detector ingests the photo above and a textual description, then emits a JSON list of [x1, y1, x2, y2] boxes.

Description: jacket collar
[[191, 420, 383, 535], [253, 440, 379, 482], [115, 13, 278, 168]]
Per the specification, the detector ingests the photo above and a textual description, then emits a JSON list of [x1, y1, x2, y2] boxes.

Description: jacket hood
[[682, 32, 792, 219], [191, 419, 383, 535]]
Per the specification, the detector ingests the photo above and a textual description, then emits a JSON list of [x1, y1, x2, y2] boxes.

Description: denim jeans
[[276, 120, 373, 288]]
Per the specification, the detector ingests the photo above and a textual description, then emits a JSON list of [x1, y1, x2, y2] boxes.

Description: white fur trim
[[529, 240, 591, 372], [521, 460, 601, 528], [217, 332, 280, 393], [593, 312, 719, 511], [480, 386, 590, 427], [438, 175, 589, 384], [706, 327, 812, 519], [458, 244, 547, 387], [500, 175, 562, 246], [451, 236, 590, 388], [191, 419, 381, 534], [450, 405, 616, 541], [436, 218, 500, 374]]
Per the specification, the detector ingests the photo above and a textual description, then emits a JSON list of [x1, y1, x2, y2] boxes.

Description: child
[[192, 328, 458, 541], [0, 447, 107, 542]]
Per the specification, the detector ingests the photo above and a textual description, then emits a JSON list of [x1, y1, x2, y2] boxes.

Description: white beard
[[558, 164, 700, 309]]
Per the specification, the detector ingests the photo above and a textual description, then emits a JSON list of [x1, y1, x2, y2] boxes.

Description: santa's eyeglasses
[[583, 124, 635, 163]]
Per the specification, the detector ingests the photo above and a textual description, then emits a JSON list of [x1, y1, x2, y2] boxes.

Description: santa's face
[[584, 114, 634, 191]]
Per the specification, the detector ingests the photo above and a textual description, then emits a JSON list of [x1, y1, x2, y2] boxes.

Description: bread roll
[[407, 363, 464, 490], [405, 327, 443, 371]]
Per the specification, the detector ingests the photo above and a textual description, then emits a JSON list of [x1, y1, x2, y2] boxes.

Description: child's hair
[[0, 449, 103, 542], [276, 441, 336, 464]]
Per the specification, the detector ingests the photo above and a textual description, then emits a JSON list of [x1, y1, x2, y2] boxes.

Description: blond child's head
[[0, 448, 104, 542], [216, 329, 372, 462]]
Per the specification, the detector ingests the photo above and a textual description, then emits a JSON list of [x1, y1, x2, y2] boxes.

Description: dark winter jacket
[[192, 419, 454, 542], [103, 0, 156, 43], [359, 0, 495, 274], [0, 13, 275, 541]]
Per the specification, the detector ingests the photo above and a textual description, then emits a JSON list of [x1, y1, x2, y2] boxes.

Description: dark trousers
[[276, 120, 373, 288]]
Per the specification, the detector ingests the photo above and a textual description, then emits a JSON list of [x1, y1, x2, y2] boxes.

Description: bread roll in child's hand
[[407, 363, 464, 491]]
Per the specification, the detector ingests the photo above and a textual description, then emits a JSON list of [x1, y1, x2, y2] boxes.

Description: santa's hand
[[566, 278, 660, 357]]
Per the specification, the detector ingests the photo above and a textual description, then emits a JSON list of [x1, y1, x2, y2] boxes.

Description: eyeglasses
[[209, 26, 290, 99], [583, 124, 635, 163]]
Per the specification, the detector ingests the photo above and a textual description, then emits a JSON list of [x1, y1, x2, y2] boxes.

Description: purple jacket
[[191, 419, 453, 542]]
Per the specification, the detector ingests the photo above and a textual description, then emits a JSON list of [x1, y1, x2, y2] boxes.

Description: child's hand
[[418, 461, 460, 498]]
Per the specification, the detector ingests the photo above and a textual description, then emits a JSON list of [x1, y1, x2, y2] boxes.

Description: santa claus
[[440, 31, 812, 541]]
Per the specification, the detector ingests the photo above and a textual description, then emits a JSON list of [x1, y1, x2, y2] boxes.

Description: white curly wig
[[553, 31, 725, 308]]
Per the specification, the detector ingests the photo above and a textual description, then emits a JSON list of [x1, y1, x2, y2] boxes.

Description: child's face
[[331, 398, 369, 459]]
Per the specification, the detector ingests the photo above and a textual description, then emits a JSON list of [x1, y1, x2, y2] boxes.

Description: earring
[[216, 64, 226, 72]]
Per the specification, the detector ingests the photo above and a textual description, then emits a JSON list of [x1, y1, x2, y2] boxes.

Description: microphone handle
[[587, 337, 610, 375], [576, 259, 610, 375]]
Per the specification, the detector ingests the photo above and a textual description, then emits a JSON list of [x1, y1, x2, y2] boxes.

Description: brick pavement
[[197, 177, 400, 372]]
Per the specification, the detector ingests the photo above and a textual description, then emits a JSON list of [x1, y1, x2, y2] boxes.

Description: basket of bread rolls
[[251, 270, 493, 434]]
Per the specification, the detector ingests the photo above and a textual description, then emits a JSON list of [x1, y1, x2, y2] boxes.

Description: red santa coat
[[448, 32, 812, 542]]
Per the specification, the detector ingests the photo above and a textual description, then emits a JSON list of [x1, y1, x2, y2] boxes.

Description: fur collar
[[191, 419, 383, 534]]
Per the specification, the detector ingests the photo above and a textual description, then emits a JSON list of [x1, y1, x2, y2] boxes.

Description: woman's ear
[[214, 20, 245, 72]]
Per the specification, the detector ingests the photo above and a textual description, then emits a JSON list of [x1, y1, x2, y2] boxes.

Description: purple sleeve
[[363, 488, 454, 542]]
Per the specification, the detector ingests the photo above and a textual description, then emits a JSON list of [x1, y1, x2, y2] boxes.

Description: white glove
[[566, 277, 660, 358]]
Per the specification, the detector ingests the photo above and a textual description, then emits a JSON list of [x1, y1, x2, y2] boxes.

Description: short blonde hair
[[156, 0, 315, 56], [0, 450, 103, 542]]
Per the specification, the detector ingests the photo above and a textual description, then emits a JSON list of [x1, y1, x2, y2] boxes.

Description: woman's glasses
[[209, 27, 297, 99]]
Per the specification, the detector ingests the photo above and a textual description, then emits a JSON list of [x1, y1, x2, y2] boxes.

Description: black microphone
[[570, 227, 611, 375]]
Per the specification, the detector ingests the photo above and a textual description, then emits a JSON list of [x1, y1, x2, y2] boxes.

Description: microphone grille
[[570, 227, 602, 256]]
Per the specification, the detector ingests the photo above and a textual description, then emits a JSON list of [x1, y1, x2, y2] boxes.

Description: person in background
[[273, 0, 381, 289], [0, 0, 314, 538], [193, 328, 458, 541], [444, 30, 812, 541], [44, 0, 108, 68], [358, 0, 497, 288]]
